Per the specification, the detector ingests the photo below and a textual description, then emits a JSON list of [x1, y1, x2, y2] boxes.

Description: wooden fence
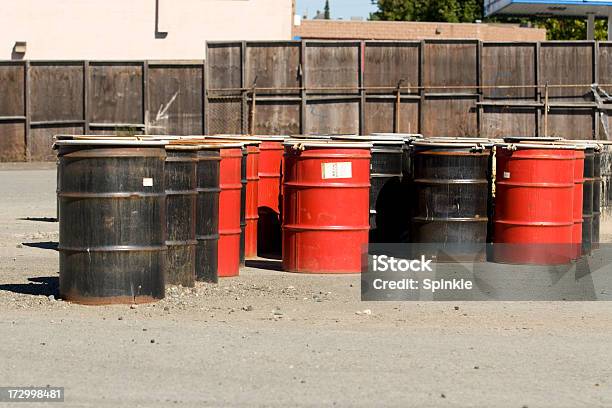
[[0, 60, 204, 161], [205, 40, 612, 142], [3, 40, 612, 161]]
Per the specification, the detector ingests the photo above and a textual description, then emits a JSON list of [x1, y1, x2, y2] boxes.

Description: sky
[[295, 0, 378, 20]]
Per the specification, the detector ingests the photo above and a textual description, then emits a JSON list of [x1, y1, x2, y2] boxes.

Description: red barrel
[[245, 144, 260, 259], [571, 148, 585, 259], [282, 140, 371, 273], [257, 136, 286, 258], [218, 145, 243, 277], [493, 143, 575, 264]]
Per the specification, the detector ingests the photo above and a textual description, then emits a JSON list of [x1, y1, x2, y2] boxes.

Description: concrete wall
[[293, 20, 546, 42], [0, 0, 293, 60]]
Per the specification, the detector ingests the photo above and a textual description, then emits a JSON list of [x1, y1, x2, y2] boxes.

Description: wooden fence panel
[[539, 42, 594, 101], [88, 62, 143, 125], [29, 62, 84, 160], [423, 40, 478, 93], [364, 99, 419, 135], [148, 64, 203, 135], [422, 96, 478, 137], [245, 42, 301, 93], [0, 62, 26, 161]]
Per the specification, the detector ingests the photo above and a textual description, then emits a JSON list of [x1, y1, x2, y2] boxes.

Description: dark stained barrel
[[239, 146, 247, 265], [164, 145, 198, 287], [582, 146, 595, 255], [195, 145, 222, 282], [411, 140, 492, 261], [593, 146, 602, 249], [56, 139, 167, 305]]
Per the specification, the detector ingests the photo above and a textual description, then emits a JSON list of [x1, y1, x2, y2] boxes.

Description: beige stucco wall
[[0, 0, 293, 60]]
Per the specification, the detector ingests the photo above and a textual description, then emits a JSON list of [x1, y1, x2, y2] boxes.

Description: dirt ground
[[1, 163, 612, 407]]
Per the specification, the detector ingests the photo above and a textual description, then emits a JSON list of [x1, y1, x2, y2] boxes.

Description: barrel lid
[[497, 142, 578, 150], [503, 136, 564, 143], [284, 139, 372, 149], [412, 140, 493, 149], [170, 140, 242, 149], [54, 139, 167, 147], [331, 135, 404, 146], [289, 135, 334, 140], [205, 135, 261, 145], [253, 135, 288, 141]]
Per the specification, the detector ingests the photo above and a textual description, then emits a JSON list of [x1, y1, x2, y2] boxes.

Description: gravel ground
[[1, 163, 612, 407]]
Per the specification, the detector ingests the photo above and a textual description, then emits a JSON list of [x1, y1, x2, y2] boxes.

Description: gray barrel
[[593, 147, 602, 249], [410, 141, 492, 261], [56, 140, 167, 305], [165, 145, 198, 287], [196, 146, 221, 282], [582, 147, 595, 255]]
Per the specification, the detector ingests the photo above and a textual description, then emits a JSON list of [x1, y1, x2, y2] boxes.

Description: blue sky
[[295, 0, 378, 20]]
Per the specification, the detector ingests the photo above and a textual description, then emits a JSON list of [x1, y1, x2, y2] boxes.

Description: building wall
[[0, 0, 293, 60], [293, 20, 546, 42]]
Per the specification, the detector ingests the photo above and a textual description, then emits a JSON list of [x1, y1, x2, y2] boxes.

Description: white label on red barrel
[[322, 162, 352, 179], [503, 171, 511, 179], [143, 178, 154, 187]]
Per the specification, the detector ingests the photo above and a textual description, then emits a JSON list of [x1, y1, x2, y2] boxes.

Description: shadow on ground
[[246, 259, 283, 271], [18, 217, 57, 222], [22, 241, 59, 251], [0, 276, 59, 297]]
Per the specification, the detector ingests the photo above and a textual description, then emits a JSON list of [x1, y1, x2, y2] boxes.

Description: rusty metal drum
[[282, 140, 371, 273], [195, 144, 222, 282], [593, 145, 602, 250], [571, 148, 585, 259], [493, 143, 576, 264], [55, 139, 167, 305], [410, 140, 492, 261], [164, 144, 198, 287]]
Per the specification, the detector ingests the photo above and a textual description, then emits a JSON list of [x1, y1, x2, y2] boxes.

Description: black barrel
[[56, 140, 167, 305], [370, 140, 404, 242], [593, 146, 602, 249], [196, 146, 221, 282], [165, 145, 198, 287], [582, 146, 595, 255], [410, 141, 492, 261], [239, 146, 247, 265]]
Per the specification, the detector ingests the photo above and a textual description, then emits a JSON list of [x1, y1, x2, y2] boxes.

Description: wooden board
[[364, 42, 420, 93], [423, 40, 478, 93], [546, 108, 594, 139], [481, 43, 537, 100], [0, 63, 25, 117], [481, 106, 537, 138], [245, 42, 301, 94], [305, 99, 360, 135], [30, 63, 83, 122], [207, 43, 242, 90], [251, 100, 300, 135], [539, 42, 594, 101], [88, 63, 143, 124], [421, 96, 478, 137], [148, 65, 203, 135], [0, 122, 26, 162], [29, 125, 84, 161], [364, 99, 419, 134], [305, 42, 359, 92]]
